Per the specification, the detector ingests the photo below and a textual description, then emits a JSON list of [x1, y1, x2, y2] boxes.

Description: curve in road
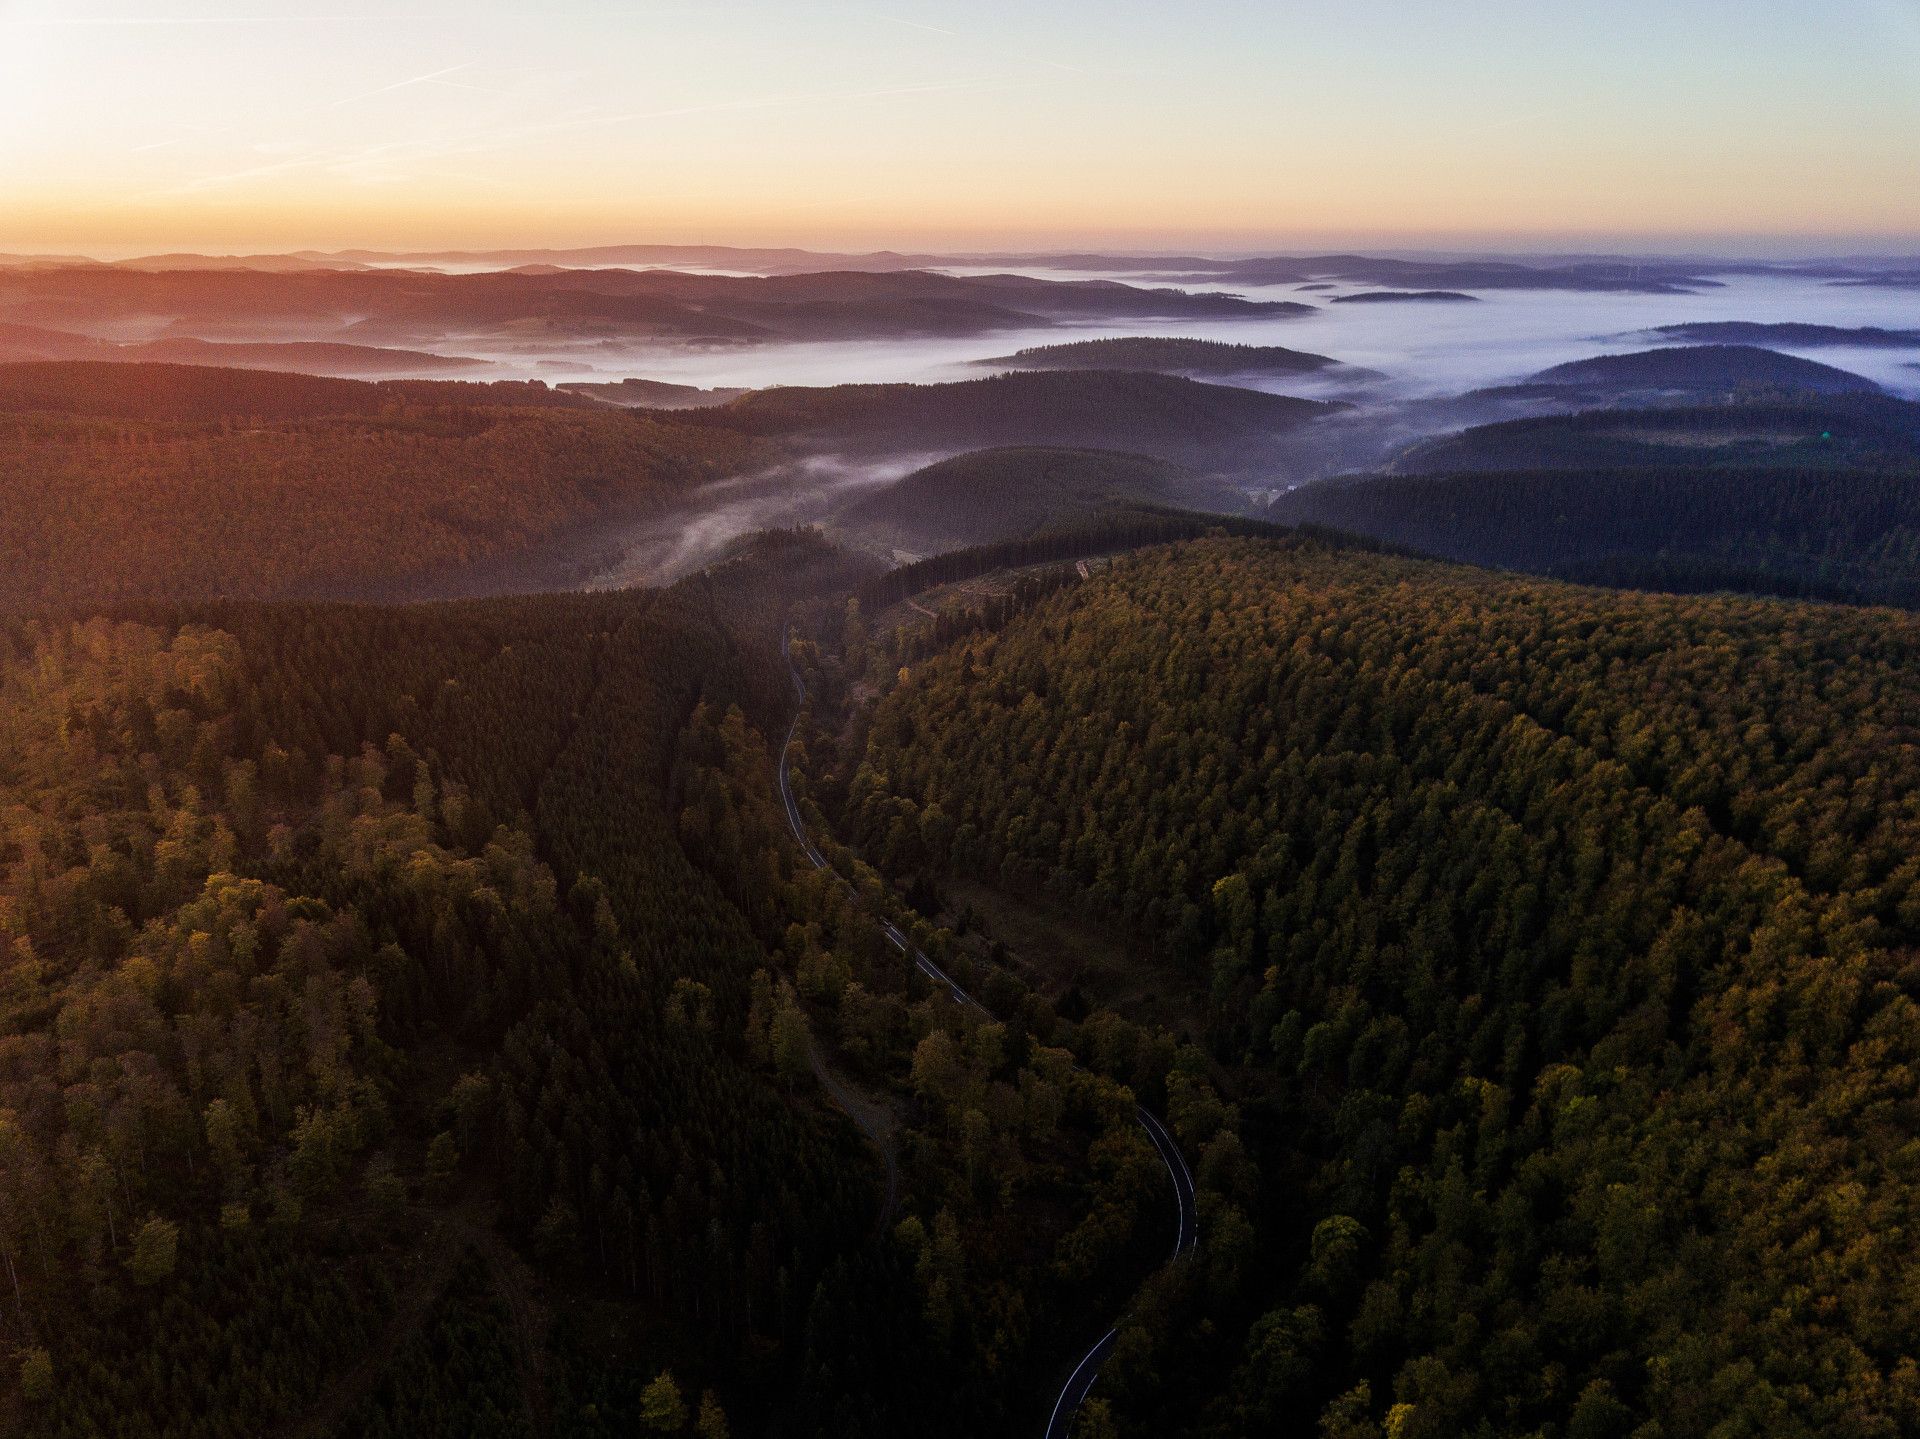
[[778, 631, 1198, 1438]]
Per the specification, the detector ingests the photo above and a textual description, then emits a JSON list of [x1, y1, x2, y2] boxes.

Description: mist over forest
[[7, 3, 1920, 1431]]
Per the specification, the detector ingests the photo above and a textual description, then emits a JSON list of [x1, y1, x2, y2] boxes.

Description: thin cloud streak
[[131, 73, 1035, 202], [878, 15, 959, 37], [326, 63, 476, 109]]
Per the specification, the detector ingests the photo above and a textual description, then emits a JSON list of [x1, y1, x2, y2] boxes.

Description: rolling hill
[[1269, 462, 1920, 605], [976, 336, 1343, 378], [0, 359, 596, 421], [846, 534, 1920, 1438], [831, 446, 1211, 554], [559, 376, 753, 408], [0, 263, 1310, 352], [1389, 394, 1920, 474], [681, 369, 1343, 464], [1642, 321, 1920, 348], [0, 321, 485, 375], [1483, 344, 1881, 401], [0, 361, 763, 607], [1330, 288, 1479, 304]]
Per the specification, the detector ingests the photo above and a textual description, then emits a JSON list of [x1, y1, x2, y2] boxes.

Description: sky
[[2, 0, 1918, 256]]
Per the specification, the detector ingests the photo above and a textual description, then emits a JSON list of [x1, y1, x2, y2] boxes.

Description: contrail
[[878, 15, 959, 37], [137, 72, 1032, 198], [449, 75, 1029, 148], [326, 62, 474, 109], [129, 60, 490, 157]]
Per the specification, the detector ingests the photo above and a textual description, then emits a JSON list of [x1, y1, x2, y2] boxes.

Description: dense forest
[[0, 528, 1242, 1435], [0, 362, 597, 422], [0, 265, 1301, 352], [1641, 323, 1920, 350], [1484, 344, 1879, 400], [0, 327, 487, 377], [1329, 290, 1478, 304], [679, 371, 1342, 466], [831, 447, 1211, 555], [558, 379, 751, 411], [1389, 394, 1920, 475], [841, 536, 1920, 1437], [0, 363, 766, 607], [979, 337, 1342, 377], [10, 322, 1920, 1437], [1270, 463, 1920, 606]]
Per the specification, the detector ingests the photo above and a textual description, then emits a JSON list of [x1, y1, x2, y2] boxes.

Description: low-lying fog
[[582, 452, 940, 589], [478, 271, 1920, 398], [430, 266, 1920, 585]]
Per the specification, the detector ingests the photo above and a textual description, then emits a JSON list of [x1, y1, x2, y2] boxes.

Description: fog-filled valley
[[7, 237, 1920, 1439], [10, 245, 1915, 587]]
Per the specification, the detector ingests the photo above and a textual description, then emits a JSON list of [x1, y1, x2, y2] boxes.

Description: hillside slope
[[1389, 395, 1920, 475], [0, 264, 1308, 349], [0, 362, 762, 607], [1484, 344, 1880, 401], [848, 537, 1920, 1438], [684, 369, 1342, 465], [1270, 463, 1920, 605], [832, 446, 1211, 554], [978, 337, 1342, 377]]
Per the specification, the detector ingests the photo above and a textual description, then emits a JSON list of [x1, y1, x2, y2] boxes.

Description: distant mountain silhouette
[[0, 322, 481, 376], [1642, 322, 1920, 348], [976, 336, 1341, 376], [1480, 344, 1880, 401], [679, 369, 1342, 465], [0, 264, 1309, 351], [1331, 289, 1480, 304], [1391, 393, 1920, 474]]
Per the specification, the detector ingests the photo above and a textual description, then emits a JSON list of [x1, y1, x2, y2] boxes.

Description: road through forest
[[776, 632, 1198, 1439]]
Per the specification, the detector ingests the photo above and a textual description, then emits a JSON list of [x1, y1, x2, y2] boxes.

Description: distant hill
[[0, 322, 484, 375], [560, 376, 752, 409], [1644, 321, 1920, 348], [1331, 289, 1479, 304], [1483, 344, 1881, 401], [850, 533, 1920, 1438], [1270, 462, 1920, 606], [976, 336, 1341, 377], [125, 337, 482, 375], [0, 360, 392, 420], [0, 264, 1310, 351], [0, 360, 596, 421], [681, 368, 1342, 464], [1392, 394, 1920, 474], [833, 446, 1210, 554], [0, 361, 761, 607], [1212, 253, 1714, 294]]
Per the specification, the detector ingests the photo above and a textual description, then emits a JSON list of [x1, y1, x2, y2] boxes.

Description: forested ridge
[[1389, 395, 1920, 476], [677, 370, 1341, 461], [832, 447, 1205, 555], [1272, 463, 1920, 607], [843, 537, 1920, 1437], [0, 586, 872, 1434], [981, 337, 1341, 375], [1487, 344, 1880, 398], [0, 363, 766, 607]]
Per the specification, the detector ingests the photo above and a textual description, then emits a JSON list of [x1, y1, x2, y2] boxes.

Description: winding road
[[777, 631, 1198, 1438]]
